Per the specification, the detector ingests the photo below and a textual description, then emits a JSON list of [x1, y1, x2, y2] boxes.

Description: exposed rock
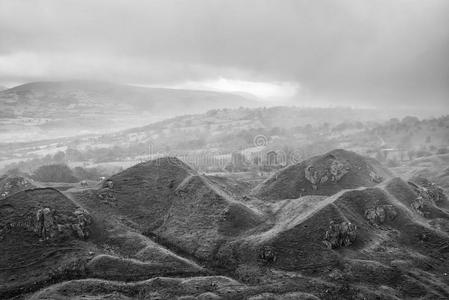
[[36, 207, 57, 240], [365, 205, 397, 225], [408, 178, 447, 215], [0, 176, 35, 198], [323, 221, 357, 249], [369, 171, 384, 183], [259, 246, 277, 264], [304, 155, 350, 188], [36, 207, 92, 241], [411, 196, 425, 215], [105, 180, 114, 189], [98, 189, 117, 205]]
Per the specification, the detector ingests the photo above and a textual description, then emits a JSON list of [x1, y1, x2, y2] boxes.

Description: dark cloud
[[0, 0, 448, 109]]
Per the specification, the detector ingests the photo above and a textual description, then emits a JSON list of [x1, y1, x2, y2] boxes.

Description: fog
[[1, 0, 448, 109]]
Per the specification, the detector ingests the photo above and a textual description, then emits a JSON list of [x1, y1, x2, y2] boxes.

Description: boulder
[[259, 246, 277, 264], [365, 205, 397, 225], [36, 207, 92, 241], [323, 221, 357, 249], [369, 171, 384, 183], [304, 156, 350, 189]]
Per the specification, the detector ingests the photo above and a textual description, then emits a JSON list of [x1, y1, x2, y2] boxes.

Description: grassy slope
[[5, 152, 449, 299]]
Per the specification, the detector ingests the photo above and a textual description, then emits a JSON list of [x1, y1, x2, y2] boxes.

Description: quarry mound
[[252, 149, 393, 200]]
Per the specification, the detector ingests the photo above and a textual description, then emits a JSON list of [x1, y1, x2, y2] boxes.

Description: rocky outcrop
[[258, 246, 277, 264], [365, 205, 397, 225], [408, 178, 448, 215], [0, 176, 35, 198], [323, 221, 357, 249], [304, 156, 350, 190], [369, 171, 384, 183], [97, 189, 117, 205], [35, 207, 92, 240]]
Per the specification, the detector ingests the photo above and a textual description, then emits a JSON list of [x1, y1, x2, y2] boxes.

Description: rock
[[36, 207, 92, 241], [305, 166, 320, 185], [98, 189, 117, 205], [411, 196, 425, 215], [323, 221, 357, 249], [304, 155, 350, 187], [369, 171, 384, 183], [408, 178, 448, 213], [329, 159, 348, 181], [365, 205, 397, 225], [105, 180, 114, 189], [259, 246, 277, 264], [36, 207, 57, 240]]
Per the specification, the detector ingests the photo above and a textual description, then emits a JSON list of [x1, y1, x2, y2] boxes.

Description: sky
[[0, 0, 448, 109]]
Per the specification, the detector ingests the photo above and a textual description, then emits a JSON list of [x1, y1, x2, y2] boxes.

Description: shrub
[[33, 164, 79, 183]]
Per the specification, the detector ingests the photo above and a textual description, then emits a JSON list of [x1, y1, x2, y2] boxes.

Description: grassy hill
[[253, 149, 393, 200], [3, 150, 449, 299]]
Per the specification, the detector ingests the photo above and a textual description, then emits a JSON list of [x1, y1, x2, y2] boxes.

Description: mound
[[252, 149, 393, 200], [74, 157, 266, 261], [0, 175, 37, 198], [0, 188, 96, 298], [154, 175, 265, 260], [213, 176, 449, 298], [94, 157, 196, 231]]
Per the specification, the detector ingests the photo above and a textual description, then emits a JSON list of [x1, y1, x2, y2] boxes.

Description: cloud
[[0, 0, 448, 109]]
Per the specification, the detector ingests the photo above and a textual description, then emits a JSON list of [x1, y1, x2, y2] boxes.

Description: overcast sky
[[0, 0, 448, 109]]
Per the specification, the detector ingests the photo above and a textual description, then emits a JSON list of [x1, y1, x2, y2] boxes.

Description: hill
[[214, 176, 449, 298], [253, 149, 393, 200], [0, 80, 257, 142], [0, 188, 97, 298], [71, 157, 266, 261], [5, 151, 449, 299], [0, 176, 207, 298]]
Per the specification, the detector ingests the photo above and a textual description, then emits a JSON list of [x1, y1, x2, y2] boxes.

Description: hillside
[[4, 151, 449, 299], [0, 80, 256, 142], [0, 175, 37, 198], [71, 157, 266, 261], [208, 176, 449, 298], [0, 188, 97, 298], [253, 149, 393, 200]]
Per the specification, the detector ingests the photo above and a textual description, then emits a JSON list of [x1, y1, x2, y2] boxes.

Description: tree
[[33, 164, 78, 183]]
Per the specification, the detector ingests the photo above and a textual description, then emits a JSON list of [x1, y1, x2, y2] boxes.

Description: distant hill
[[0, 80, 257, 142]]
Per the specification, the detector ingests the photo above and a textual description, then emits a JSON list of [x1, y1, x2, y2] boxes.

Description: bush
[[33, 164, 79, 183]]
